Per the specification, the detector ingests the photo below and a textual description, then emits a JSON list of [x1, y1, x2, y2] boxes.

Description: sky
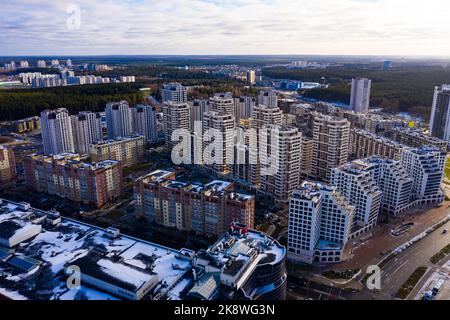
[[2, 0, 450, 56]]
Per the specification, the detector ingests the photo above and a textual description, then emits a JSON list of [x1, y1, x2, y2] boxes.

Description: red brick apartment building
[[24, 153, 123, 208]]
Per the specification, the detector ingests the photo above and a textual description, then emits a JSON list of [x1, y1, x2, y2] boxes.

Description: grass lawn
[[322, 269, 360, 280], [430, 243, 450, 264], [444, 157, 450, 179], [395, 266, 428, 299], [123, 162, 154, 176]]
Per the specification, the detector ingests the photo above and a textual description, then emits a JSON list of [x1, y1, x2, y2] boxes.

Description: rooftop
[[0, 199, 192, 300]]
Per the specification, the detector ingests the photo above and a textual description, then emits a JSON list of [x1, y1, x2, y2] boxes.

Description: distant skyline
[[2, 0, 450, 57]]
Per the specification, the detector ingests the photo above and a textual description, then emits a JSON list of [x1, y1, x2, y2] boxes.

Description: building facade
[[40, 108, 75, 155], [131, 105, 158, 144], [134, 170, 255, 238], [23, 153, 123, 208], [161, 82, 188, 103], [288, 181, 355, 264], [360, 157, 413, 216], [312, 114, 350, 182], [259, 125, 301, 207], [105, 101, 134, 139], [400, 147, 446, 202], [162, 102, 191, 149], [258, 91, 278, 109], [430, 85, 450, 142], [202, 111, 236, 175], [331, 161, 382, 235], [89, 135, 145, 168], [350, 128, 405, 160], [71, 112, 102, 155], [350, 78, 371, 113], [0, 146, 17, 183]]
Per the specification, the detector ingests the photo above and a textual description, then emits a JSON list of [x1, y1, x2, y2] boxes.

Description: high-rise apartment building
[[161, 82, 188, 103], [429, 85, 450, 142], [258, 91, 278, 109], [131, 105, 158, 144], [331, 161, 382, 234], [162, 102, 191, 149], [350, 128, 405, 160], [388, 127, 448, 151], [288, 181, 355, 264], [300, 137, 314, 178], [209, 93, 235, 115], [23, 153, 123, 208], [37, 60, 46, 67], [350, 78, 371, 113], [189, 99, 210, 128], [105, 101, 134, 139], [134, 170, 255, 237], [202, 111, 236, 175], [401, 147, 446, 202], [358, 157, 413, 216], [40, 108, 75, 155], [0, 146, 17, 183], [89, 135, 145, 168], [234, 96, 256, 122], [312, 114, 350, 182], [71, 112, 102, 155], [246, 70, 256, 85], [260, 125, 301, 207], [249, 105, 283, 187]]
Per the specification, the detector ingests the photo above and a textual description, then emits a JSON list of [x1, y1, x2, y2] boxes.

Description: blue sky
[[2, 0, 450, 56]]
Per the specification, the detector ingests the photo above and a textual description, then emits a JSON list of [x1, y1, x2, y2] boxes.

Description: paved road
[[355, 219, 450, 300], [288, 277, 353, 300]]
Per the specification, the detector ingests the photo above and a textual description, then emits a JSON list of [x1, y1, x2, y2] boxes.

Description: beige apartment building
[[89, 135, 145, 168]]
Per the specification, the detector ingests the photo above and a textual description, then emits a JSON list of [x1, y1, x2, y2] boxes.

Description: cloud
[[1, 0, 450, 56]]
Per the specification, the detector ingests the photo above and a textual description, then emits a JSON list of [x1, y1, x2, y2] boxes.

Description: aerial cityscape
[[1, 0, 450, 311]]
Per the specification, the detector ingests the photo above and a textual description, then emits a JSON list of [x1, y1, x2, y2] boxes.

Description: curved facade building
[[189, 225, 287, 300]]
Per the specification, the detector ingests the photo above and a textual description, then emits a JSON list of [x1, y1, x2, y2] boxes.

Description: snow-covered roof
[[0, 199, 193, 300]]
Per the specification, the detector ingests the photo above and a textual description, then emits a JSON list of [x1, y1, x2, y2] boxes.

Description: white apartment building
[[430, 85, 450, 142], [40, 108, 75, 155], [258, 91, 278, 109], [162, 102, 191, 149], [360, 157, 413, 216], [19, 60, 29, 68], [260, 125, 301, 207], [89, 135, 145, 168], [202, 111, 236, 175], [234, 96, 256, 123], [350, 78, 371, 113], [161, 82, 188, 103], [209, 93, 235, 115], [37, 60, 46, 67], [401, 147, 446, 202], [331, 161, 382, 236], [312, 114, 350, 182], [131, 105, 158, 144], [249, 105, 283, 187], [71, 112, 102, 155], [190, 99, 210, 128], [105, 101, 134, 139], [288, 181, 355, 264], [247, 70, 256, 84]]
